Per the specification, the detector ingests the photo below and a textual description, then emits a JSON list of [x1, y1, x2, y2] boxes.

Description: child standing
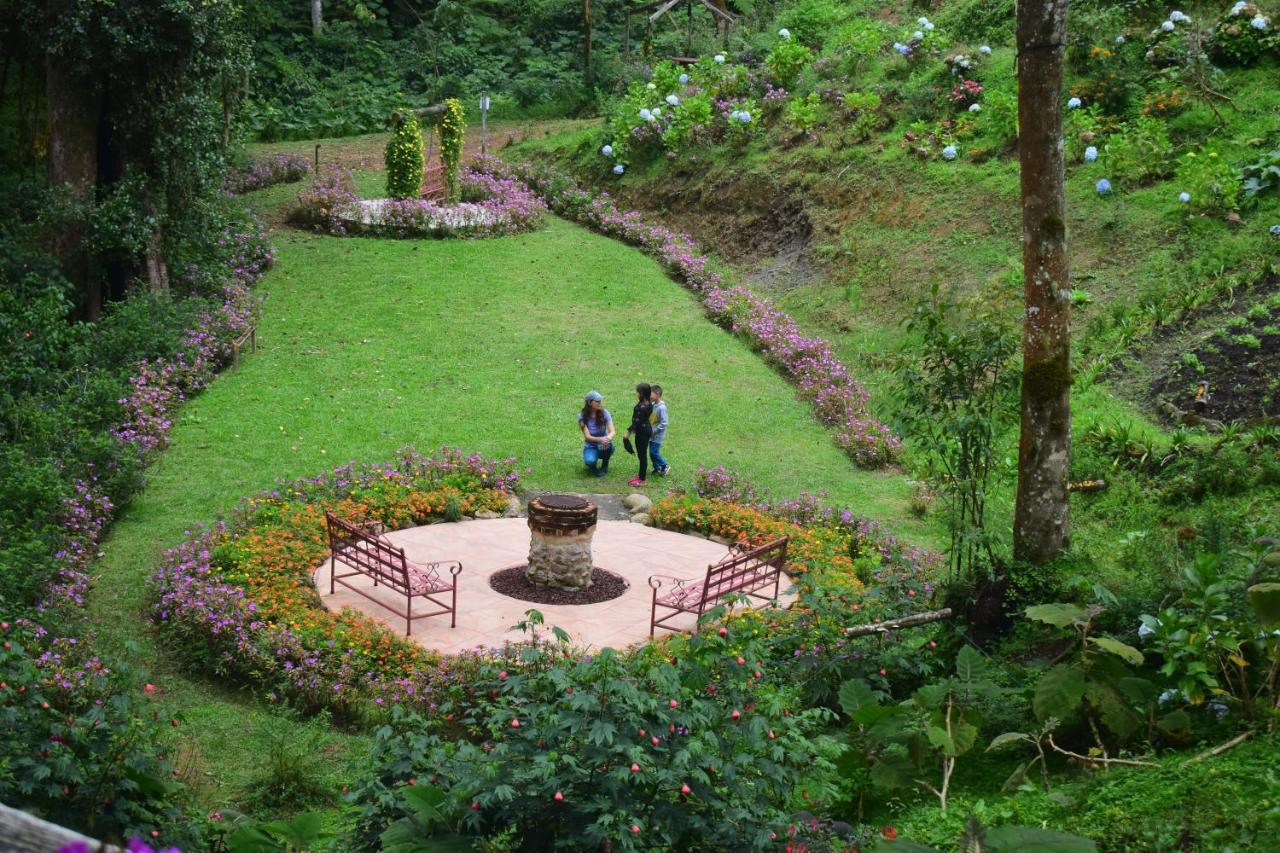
[[648, 384, 670, 476], [624, 383, 653, 487]]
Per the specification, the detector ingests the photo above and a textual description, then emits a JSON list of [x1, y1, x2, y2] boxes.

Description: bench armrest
[[409, 558, 463, 578]]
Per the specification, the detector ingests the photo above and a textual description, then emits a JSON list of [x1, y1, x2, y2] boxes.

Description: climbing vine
[[385, 111, 424, 200], [439, 98, 467, 204]]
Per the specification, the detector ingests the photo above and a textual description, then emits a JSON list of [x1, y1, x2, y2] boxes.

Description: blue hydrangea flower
[[1162, 20, 1175, 32], [924, 21, 935, 31], [1096, 178, 1113, 194], [778, 27, 791, 39], [1252, 15, 1269, 30], [913, 30, 924, 39], [1084, 146, 1098, 162], [1169, 11, 1188, 23], [1067, 96, 1082, 109], [1231, 1, 1247, 15], [942, 145, 957, 160], [678, 73, 689, 84], [1115, 34, 1126, 44], [612, 164, 624, 175], [979, 45, 992, 54], [969, 103, 981, 113], [917, 16, 929, 26], [1206, 699, 1229, 719], [714, 53, 726, 64], [1157, 688, 1183, 706], [893, 42, 910, 55], [601, 144, 613, 157], [738, 112, 752, 124], [1270, 225, 1280, 236], [666, 94, 679, 106], [638, 108, 652, 121], [1178, 192, 1191, 203]]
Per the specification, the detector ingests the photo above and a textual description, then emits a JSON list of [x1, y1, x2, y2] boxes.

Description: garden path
[[313, 518, 798, 652]]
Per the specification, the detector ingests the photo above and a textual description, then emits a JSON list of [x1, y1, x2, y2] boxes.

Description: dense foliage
[[385, 111, 425, 200]]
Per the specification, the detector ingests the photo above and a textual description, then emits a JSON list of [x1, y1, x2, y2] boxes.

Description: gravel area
[[488, 565, 629, 605]]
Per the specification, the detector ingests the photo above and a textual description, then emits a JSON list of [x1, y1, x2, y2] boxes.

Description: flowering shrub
[[1212, 2, 1277, 65], [290, 165, 359, 234], [438, 98, 466, 204], [948, 79, 983, 109], [469, 156, 900, 467], [224, 152, 311, 195], [1175, 148, 1245, 214], [351, 623, 829, 850], [765, 39, 814, 87], [149, 448, 522, 720], [385, 111, 425, 200]]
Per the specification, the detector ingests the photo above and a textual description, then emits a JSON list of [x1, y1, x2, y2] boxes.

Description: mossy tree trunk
[[1014, 0, 1072, 565]]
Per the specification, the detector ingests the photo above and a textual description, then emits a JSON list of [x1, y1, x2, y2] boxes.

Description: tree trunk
[[1014, 0, 1072, 565], [311, 0, 323, 36], [145, 224, 169, 294], [45, 3, 102, 320], [583, 0, 593, 88]]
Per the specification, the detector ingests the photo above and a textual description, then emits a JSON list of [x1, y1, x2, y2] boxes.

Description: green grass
[[88, 183, 941, 820]]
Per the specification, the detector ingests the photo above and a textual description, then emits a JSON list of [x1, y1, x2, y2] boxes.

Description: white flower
[[729, 110, 741, 121], [1178, 191, 1191, 203], [925, 21, 935, 31], [1251, 15, 1269, 30], [1137, 622, 1157, 639], [666, 94, 679, 106], [913, 30, 924, 40], [1157, 689, 1183, 706], [612, 164, 624, 175], [646, 82, 656, 90], [678, 73, 689, 84], [601, 144, 613, 157], [942, 145, 957, 160], [1067, 96, 1082, 109], [1162, 20, 1176, 32], [778, 27, 791, 39], [1169, 11, 1187, 22], [1084, 146, 1098, 162], [714, 53, 726, 63], [638, 108, 652, 121], [979, 45, 992, 54], [652, 107, 662, 117], [918, 17, 929, 26], [969, 103, 981, 113], [1231, 1, 1247, 15], [1115, 34, 1126, 45]]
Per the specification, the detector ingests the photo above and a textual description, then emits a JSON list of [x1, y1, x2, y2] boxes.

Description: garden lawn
[[88, 199, 930, 818]]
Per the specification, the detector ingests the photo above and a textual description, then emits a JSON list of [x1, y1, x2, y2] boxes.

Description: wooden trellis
[[623, 0, 737, 60]]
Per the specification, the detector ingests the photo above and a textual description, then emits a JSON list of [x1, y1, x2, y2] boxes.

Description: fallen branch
[[1181, 730, 1253, 767], [1047, 735, 1157, 768], [845, 608, 952, 637]]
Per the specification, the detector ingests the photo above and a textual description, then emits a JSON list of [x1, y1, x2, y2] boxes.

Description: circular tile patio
[[312, 518, 797, 653]]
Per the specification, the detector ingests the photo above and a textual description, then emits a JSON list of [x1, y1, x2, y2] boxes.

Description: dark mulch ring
[[488, 565, 629, 605], [1151, 305, 1280, 423]]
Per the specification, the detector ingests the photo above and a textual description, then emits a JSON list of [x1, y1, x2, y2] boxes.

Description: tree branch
[[845, 608, 953, 636], [1046, 735, 1157, 768], [1181, 730, 1253, 766]]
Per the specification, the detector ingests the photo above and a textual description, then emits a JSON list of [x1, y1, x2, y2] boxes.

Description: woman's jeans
[[648, 439, 667, 472], [583, 441, 614, 472]]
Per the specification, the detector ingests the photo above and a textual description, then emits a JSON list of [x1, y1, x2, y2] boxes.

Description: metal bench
[[324, 510, 462, 635], [648, 536, 789, 637]]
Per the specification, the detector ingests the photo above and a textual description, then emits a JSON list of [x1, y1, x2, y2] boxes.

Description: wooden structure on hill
[[623, 0, 737, 59]]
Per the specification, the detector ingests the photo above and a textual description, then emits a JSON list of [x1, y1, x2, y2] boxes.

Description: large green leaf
[[985, 826, 1098, 852], [1034, 664, 1085, 721], [225, 827, 282, 853], [1248, 582, 1280, 627], [950, 717, 980, 756], [1089, 636, 1144, 666], [869, 753, 916, 788], [839, 678, 879, 716], [987, 731, 1029, 752], [1025, 603, 1088, 628], [955, 645, 989, 682]]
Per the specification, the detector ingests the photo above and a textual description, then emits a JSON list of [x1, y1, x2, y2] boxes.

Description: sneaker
[[659, 465, 671, 477], [628, 477, 645, 487], [595, 468, 608, 478]]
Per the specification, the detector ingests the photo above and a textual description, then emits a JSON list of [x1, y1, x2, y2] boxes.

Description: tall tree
[[1013, 0, 1072, 564], [311, 0, 323, 35], [582, 0, 592, 88]]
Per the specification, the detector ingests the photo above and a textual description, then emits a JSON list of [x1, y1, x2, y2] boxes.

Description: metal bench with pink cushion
[[648, 536, 789, 637], [324, 510, 462, 635]]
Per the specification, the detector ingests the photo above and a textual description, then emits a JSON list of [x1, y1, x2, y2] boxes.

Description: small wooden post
[[479, 93, 490, 155], [313, 143, 320, 174]]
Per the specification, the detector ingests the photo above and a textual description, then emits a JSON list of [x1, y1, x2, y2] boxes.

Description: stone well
[[525, 494, 597, 591]]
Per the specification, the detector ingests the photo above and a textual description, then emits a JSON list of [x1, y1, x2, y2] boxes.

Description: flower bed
[[224, 152, 311, 195], [469, 154, 900, 467], [292, 165, 546, 239], [148, 448, 522, 721]]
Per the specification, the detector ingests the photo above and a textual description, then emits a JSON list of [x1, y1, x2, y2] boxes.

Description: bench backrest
[[325, 511, 410, 595], [702, 536, 788, 605]]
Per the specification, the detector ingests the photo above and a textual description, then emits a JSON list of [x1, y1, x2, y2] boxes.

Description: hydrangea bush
[[224, 153, 311, 195]]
